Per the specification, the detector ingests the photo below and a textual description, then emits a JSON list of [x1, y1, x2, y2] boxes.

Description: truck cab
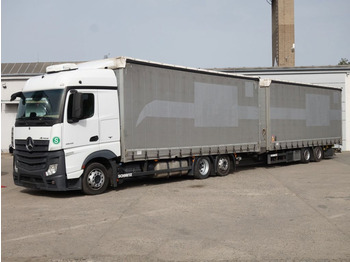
[[11, 60, 121, 194]]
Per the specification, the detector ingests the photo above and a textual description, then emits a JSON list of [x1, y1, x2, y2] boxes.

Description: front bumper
[[13, 149, 81, 191]]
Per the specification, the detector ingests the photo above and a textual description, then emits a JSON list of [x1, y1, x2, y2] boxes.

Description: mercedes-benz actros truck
[[10, 57, 342, 194]]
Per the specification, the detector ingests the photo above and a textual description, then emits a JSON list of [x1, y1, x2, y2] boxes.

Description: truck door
[[62, 90, 100, 177]]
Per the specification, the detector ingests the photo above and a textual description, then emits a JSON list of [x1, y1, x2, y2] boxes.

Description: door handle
[[90, 135, 99, 142]]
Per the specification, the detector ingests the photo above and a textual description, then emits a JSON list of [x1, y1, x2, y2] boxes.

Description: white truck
[[11, 57, 342, 194]]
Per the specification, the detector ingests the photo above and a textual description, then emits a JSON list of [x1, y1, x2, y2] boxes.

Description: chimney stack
[[271, 0, 295, 67]]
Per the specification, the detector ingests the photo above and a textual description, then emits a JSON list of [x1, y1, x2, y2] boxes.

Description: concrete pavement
[[2, 152, 350, 261]]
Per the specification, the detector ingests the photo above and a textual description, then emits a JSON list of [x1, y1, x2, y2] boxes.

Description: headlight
[[46, 164, 58, 176]]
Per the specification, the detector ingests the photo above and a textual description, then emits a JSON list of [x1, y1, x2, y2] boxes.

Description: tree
[[338, 58, 350, 65]]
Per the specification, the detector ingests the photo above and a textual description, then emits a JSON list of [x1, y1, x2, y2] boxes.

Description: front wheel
[[82, 163, 110, 195], [193, 157, 212, 179]]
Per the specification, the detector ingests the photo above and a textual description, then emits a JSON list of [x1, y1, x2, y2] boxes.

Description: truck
[[10, 57, 342, 194]]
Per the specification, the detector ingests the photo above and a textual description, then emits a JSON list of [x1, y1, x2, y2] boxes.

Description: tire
[[313, 147, 323, 162], [301, 148, 311, 163], [193, 157, 212, 179], [82, 163, 110, 195], [215, 155, 231, 176]]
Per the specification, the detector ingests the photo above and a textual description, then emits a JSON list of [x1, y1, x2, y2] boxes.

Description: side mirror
[[68, 90, 83, 123], [10, 91, 26, 105]]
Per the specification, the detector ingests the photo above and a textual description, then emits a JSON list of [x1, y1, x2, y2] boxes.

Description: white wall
[[1, 77, 28, 152], [345, 73, 350, 151], [1, 104, 17, 151]]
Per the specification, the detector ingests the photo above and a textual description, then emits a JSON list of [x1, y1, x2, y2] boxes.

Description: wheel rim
[[199, 159, 210, 176], [316, 148, 322, 159], [304, 149, 311, 161], [218, 157, 229, 172], [87, 168, 105, 190]]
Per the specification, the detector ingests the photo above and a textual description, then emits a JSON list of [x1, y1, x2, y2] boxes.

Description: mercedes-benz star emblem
[[26, 137, 34, 152]]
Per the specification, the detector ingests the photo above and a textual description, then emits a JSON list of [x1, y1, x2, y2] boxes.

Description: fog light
[[46, 164, 58, 176]]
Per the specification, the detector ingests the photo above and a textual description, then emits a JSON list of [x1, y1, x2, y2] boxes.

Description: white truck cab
[[11, 59, 121, 194]]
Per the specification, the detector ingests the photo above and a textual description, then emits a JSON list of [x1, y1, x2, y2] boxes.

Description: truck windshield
[[16, 89, 65, 126]]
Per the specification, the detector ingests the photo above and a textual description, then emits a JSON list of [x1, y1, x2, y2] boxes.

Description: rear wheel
[[215, 155, 231, 176], [313, 147, 323, 162], [193, 157, 212, 179], [82, 163, 110, 195], [301, 148, 311, 163]]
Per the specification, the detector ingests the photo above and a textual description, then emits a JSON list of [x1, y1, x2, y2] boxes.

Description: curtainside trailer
[[10, 57, 342, 194]]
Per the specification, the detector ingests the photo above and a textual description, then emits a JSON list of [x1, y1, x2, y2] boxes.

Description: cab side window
[[68, 93, 95, 120]]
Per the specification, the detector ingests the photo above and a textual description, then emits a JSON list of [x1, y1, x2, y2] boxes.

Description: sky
[[1, 0, 350, 68]]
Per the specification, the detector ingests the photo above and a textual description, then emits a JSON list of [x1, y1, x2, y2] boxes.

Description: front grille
[[15, 139, 49, 171], [15, 139, 49, 152]]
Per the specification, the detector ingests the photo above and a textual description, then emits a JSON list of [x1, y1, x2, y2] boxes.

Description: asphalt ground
[[1, 152, 350, 262]]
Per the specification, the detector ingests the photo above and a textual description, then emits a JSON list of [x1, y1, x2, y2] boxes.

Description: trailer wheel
[[193, 157, 212, 179], [82, 163, 110, 195], [313, 147, 323, 162], [301, 148, 311, 163], [215, 155, 231, 176]]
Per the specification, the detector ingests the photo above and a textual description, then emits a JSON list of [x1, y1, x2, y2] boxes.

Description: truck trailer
[[10, 57, 342, 194]]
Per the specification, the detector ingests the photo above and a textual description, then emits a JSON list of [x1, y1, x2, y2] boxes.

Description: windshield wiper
[[16, 117, 30, 125], [16, 116, 56, 126]]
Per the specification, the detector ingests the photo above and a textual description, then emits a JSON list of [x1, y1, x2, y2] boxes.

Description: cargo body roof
[[77, 57, 260, 82]]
